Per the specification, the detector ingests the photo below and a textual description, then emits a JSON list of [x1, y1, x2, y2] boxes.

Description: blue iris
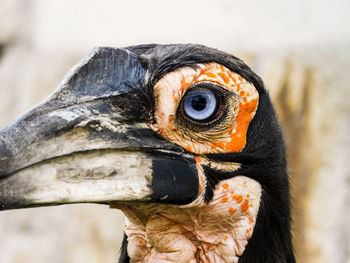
[[183, 89, 216, 120]]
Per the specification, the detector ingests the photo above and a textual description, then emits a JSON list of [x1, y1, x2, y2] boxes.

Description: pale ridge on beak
[[0, 47, 199, 210]]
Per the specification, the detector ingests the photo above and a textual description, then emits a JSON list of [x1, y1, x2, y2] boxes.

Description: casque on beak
[[0, 47, 198, 210]]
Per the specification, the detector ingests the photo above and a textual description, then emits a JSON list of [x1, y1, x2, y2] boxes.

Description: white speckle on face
[[159, 195, 168, 200], [48, 109, 81, 122]]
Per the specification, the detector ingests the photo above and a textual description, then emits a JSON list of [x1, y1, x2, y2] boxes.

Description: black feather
[[206, 92, 295, 263], [118, 44, 295, 263], [118, 234, 130, 263]]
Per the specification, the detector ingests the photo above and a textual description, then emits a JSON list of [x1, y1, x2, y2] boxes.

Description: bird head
[[0, 44, 294, 262]]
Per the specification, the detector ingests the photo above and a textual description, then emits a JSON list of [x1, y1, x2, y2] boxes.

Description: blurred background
[[0, 0, 349, 262]]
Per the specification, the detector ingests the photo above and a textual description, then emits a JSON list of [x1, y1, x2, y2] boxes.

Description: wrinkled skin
[[114, 171, 261, 263], [0, 44, 295, 263]]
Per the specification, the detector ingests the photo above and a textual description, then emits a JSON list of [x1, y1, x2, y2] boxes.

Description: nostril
[[0, 136, 13, 177]]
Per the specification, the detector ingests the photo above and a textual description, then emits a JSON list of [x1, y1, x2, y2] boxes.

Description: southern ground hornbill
[[0, 44, 295, 263]]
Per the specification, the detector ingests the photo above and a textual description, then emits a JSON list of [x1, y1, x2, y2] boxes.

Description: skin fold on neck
[[112, 175, 262, 263]]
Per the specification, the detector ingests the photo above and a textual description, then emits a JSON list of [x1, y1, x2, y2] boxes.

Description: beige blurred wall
[[0, 0, 349, 262]]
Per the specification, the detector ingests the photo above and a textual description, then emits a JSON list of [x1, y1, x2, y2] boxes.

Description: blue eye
[[183, 89, 217, 120]]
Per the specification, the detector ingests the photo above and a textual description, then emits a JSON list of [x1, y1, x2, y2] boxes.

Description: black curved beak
[[0, 47, 198, 210]]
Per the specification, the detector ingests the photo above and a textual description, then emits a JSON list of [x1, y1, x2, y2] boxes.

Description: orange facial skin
[[113, 171, 261, 263], [112, 63, 262, 263], [150, 63, 259, 155]]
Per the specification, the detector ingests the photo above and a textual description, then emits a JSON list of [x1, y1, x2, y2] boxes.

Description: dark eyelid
[[188, 81, 238, 98]]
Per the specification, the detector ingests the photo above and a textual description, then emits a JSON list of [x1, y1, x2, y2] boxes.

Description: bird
[[0, 44, 295, 263]]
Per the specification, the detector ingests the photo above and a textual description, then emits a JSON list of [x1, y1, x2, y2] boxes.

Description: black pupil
[[191, 95, 207, 111]]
